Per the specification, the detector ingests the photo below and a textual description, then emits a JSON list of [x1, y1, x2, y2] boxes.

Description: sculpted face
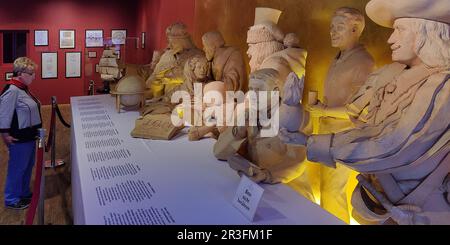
[[247, 43, 263, 73], [330, 16, 359, 50], [247, 43, 256, 61], [388, 18, 422, 67], [248, 78, 279, 112], [168, 37, 184, 53], [193, 59, 208, 80], [202, 40, 215, 61]]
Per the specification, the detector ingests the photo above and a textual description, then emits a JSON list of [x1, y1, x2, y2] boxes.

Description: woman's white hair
[[412, 18, 450, 68], [13, 57, 37, 76]]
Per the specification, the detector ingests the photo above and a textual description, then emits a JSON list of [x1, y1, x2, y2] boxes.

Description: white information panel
[[71, 95, 344, 225]]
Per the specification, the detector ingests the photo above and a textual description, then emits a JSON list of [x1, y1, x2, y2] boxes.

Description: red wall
[[0, 0, 139, 104], [136, 0, 196, 64], [0, 0, 197, 104]]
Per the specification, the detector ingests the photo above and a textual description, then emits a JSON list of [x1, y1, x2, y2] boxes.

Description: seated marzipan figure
[[212, 8, 310, 186], [142, 55, 209, 117], [202, 31, 246, 92], [213, 70, 311, 187], [280, 0, 450, 225], [188, 31, 247, 141], [145, 22, 203, 98]]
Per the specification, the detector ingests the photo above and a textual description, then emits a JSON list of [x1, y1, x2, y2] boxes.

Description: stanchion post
[[51, 97, 57, 168], [37, 128, 47, 225], [89, 80, 95, 96]]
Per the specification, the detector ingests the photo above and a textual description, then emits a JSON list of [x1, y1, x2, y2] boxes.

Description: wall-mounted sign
[[41, 52, 58, 79], [60, 29, 76, 49], [66, 52, 82, 78], [85, 29, 104, 48]]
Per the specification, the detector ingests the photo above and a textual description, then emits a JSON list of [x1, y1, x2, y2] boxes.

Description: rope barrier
[[24, 96, 71, 225], [56, 103, 71, 129], [25, 129, 46, 225], [45, 103, 56, 152]]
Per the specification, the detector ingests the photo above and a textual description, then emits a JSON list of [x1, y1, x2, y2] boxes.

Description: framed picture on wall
[[141, 32, 146, 49], [41, 52, 58, 79], [85, 29, 103, 48], [5, 72, 13, 81], [65, 52, 81, 78], [111, 29, 126, 45], [59, 29, 75, 49], [88, 51, 97, 58], [34, 30, 48, 46]]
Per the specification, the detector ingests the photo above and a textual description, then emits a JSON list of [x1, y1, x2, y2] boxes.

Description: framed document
[[111, 29, 126, 45], [41, 52, 58, 79], [141, 32, 146, 49], [88, 51, 97, 58], [5, 72, 13, 81], [34, 30, 48, 46], [60, 29, 75, 49], [65, 52, 81, 78], [85, 29, 103, 48]]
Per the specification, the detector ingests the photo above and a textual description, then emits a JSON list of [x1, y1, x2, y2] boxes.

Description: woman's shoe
[[5, 200, 30, 210]]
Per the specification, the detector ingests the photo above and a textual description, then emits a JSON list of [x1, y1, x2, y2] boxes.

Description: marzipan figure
[[280, 0, 450, 225], [145, 22, 203, 98], [212, 8, 310, 185], [141, 55, 209, 117], [188, 31, 247, 141], [295, 7, 376, 224], [246, 8, 307, 97], [214, 70, 309, 185]]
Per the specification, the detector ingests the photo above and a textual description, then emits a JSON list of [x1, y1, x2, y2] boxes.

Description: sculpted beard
[[248, 41, 285, 73]]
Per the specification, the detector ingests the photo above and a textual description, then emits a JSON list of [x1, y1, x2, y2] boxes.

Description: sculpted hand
[[390, 205, 430, 225], [242, 168, 271, 184], [1, 134, 18, 146], [306, 102, 326, 117], [228, 154, 269, 183], [278, 128, 307, 146]]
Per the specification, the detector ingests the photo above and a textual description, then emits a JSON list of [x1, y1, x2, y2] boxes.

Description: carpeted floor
[[0, 105, 72, 225]]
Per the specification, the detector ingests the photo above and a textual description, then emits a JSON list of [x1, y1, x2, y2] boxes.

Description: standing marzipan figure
[[296, 7, 376, 224], [280, 0, 450, 225], [146, 22, 203, 98]]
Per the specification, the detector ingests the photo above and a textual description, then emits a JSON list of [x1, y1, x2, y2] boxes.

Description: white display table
[[71, 95, 344, 225]]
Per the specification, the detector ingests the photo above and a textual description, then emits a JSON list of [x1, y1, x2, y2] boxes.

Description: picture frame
[[111, 29, 127, 45], [88, 51, 97, 58], [65, 52, 82, 78], [60, 29, 76, 49], [85, 29, 103, 48], [95, 64, 99, 73], [34, 30, 48, 46], [141, 32, 146, 49], [41, 52, 58, 79], [5, 72, 13, 81]]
